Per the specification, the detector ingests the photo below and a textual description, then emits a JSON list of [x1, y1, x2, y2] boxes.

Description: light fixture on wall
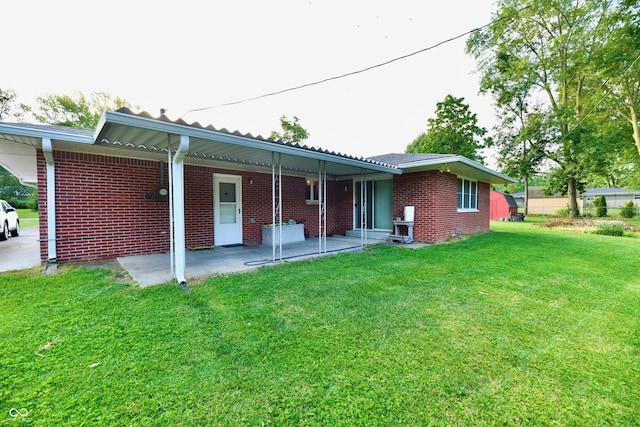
[[344, 184, 348, 192], [249, 178, 253, 185]]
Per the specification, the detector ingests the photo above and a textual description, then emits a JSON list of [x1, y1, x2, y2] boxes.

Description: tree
[[26, 92, 133, 129], [467, 0, 621, 217], [270, 115, 310, 144], [406, 95, 489, 162], [494, 107, 549, 215], [0, 166, 36, 209], [595, 0, 640, 156], [592, 195, 608, 217], [0, 88, 25, 121]]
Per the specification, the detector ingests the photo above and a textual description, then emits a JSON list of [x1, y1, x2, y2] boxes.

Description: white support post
[[360, 169, 368, 247], [42, 138, 57, 263], [272, 152, 282, 262], [172, 134, 189, 285], [167, 135, 174, 279], [318, 160, 327, 254]]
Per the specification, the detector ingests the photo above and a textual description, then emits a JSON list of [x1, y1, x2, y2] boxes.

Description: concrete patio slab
[[117, 235, 389, 287]]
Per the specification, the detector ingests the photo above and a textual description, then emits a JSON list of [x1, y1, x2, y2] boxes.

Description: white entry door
[[214, 174, 242, 246]]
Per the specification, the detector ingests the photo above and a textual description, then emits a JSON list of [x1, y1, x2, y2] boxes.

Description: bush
[[592, 196, 608, 217], [620, 201, 636, 219], [555, 206, 571, 218], [594, 220, 625, 236]]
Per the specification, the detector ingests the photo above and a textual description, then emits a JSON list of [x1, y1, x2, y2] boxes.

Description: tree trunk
[[630, 105, 640, 155], [567, 178, 579, 218], [524, 178, 529, 216]]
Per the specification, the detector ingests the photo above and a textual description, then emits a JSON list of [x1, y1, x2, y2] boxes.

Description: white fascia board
[[395, 154, 461, 169], [99, 110, 401, 175], [397, 155, 516, 183], [0, 123, 93, 144]]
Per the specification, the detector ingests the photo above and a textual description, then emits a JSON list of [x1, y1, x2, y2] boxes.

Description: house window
[[457, 178, 478, 211], [306, 179, 319, 204]]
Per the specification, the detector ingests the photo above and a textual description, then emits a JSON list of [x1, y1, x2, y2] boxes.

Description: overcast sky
[[4, 0, 498, 163]]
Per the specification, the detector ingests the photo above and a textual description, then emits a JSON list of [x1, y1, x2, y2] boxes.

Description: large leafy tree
[[406, 95, 489, 162], [595, 0, 640, 156], [26, 92, 133, 129], [494, 104, 549, 214], [0, 88, 25, 121], [467, 0, 621, 217], [270, 115, 310, 144]]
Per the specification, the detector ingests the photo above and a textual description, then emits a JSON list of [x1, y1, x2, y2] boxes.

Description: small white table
[[389, 220, 414, 242]]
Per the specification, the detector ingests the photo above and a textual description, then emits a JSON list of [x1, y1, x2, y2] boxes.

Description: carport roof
[[0, 122, 94, 185], [94, 108, 401, 178], [1, 109, 400, 182]]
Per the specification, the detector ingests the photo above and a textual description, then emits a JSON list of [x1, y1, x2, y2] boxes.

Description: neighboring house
[[582, 188, 640, 215], [511, 186, 569, 215], [489, 190, 518, 220], [512, 186, 640, 215], [0, 109, 514, 283]]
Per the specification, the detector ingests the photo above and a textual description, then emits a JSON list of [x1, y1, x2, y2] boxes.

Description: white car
[[0, 200, 20, 241]]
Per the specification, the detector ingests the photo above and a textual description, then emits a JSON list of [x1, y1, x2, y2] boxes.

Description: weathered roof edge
[[96, 108, 400, 174], [371, 152, 516, 183], [0, 122, 94, 144]]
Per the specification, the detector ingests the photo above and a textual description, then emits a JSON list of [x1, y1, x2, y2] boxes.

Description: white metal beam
[[318, 160, 327, 254], [172, 135, 189, 285], [42, 138, 57, 263], [272, 152, 282, 262]]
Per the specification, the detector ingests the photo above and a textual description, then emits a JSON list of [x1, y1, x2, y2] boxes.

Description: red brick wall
[[37, 151, 171, 262], [393, 170, 490, 243], [37, 150, 349, 262], [241, 174, 340, 242], [37, 150, 492, 262], [334, 180, 354, 235]]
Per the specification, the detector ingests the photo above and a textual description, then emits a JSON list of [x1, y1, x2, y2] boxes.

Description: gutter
[[41, 138, 57, 263], [172, 134, 189, 285]]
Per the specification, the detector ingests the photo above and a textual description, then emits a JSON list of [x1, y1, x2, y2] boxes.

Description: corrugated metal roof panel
[[94, 108, 400, 178]]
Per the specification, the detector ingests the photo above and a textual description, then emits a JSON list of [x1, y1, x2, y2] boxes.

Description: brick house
[[0, 109, 513, 283]]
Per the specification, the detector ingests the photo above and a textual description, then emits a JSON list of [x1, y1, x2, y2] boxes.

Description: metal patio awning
[[94, 109, 401, 179]]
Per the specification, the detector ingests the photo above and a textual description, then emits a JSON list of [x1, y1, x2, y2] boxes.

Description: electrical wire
[[181, 1, 542, 117]]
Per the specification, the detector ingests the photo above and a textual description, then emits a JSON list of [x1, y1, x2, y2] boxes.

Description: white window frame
[[457, 177, 478, 212], [306, 178, 319, 205]]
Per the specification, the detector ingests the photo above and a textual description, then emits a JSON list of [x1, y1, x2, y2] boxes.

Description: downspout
[[167, 135, 174, 279], [172, 134, 189, 285], [42, 138, 57, 263]]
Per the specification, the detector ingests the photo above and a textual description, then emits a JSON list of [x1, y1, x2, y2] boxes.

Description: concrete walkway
[[118, 235, 391, 287], [0, 226, 41, 273]]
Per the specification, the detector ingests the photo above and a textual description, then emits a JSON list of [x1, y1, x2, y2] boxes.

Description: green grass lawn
[[2, 222, 639, 425], [16, 208, 39, 229]]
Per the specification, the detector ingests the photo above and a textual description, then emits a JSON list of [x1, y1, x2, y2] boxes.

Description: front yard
[[1, 220, 639, 425]]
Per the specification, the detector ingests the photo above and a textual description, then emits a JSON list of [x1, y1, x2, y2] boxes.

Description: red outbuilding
[[490, 190, 519, 221]]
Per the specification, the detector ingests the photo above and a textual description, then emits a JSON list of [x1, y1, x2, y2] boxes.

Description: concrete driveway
[[0, 226, 41, 273]]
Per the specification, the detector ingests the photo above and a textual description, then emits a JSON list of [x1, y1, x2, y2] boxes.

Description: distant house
[[512, 186, 640, 215], [0, 109, 514, 284], [511, 186, 568, 215], [489, 190, 518, 220], [582, 188, 640, 215]]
